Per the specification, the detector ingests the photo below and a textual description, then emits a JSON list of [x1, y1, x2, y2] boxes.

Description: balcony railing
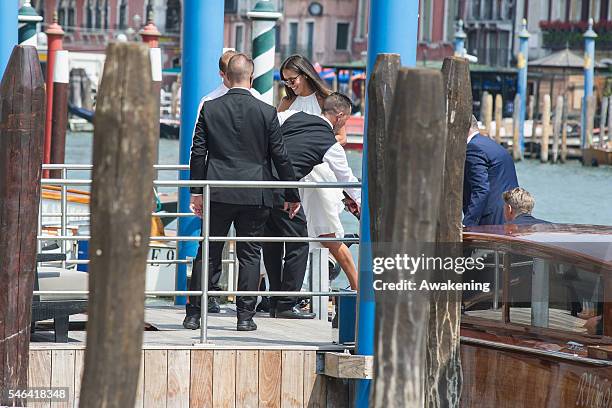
[[540, 20, 612, 50]]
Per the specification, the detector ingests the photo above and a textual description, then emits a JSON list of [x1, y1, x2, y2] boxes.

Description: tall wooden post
[[483, 92, 493, 136], [599, 95, 608, 147], [424, 56, 472, 408], [495, 94, 503, 144], [79, 43, 158, 408], [513, 94, 521, 160], [552, 95, 563, 164], [367, 54, 400, 244], [372, 68, 446, 407], [0, 46, 45, 406], [561, 94, 568, 163], [607, 96, 612, 147], [541, 94, 551, 163]]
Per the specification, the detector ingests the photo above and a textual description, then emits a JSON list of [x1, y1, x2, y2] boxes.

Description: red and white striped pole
[[50, 50, 69, 179], [44, 13, 65, 178], [140, 12, 162, 137]]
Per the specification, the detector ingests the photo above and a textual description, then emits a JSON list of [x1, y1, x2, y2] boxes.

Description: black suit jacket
[[507, 213, 551, 225], [190, 88, 299, 207]]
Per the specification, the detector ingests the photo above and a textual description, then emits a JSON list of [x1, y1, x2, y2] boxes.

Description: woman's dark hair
[[280, 55, 332, 100]]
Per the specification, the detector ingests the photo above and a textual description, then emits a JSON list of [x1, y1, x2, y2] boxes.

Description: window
[[86, 0, 93, 29], [104, 0, 109, 29], [68, 0, 75, 28], [306, 22, 314, 61], [118, 0, 127, 30], [225, 0, 238, 13], [95, 0, 102, 29], [165, 0, 181, 33], [336, 22, 350, 51], [289, 22, 298, 55], [57, 1, 66, 27], [235, 24, 244, 53]]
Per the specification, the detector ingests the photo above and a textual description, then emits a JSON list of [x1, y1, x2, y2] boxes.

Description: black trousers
[[187, 202, 269, 321], [262, 207, 309, 312]]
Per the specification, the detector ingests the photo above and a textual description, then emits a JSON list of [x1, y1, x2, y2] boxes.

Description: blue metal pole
[[0, 0, 18, 79], [454, 20, 466, 57], [582, 18, 597, 149], [176, 0, 224, 305], [517, 19, 530, 158], [355, 1, 418, 406]]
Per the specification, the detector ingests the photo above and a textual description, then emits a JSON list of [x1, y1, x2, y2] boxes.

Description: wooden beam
[[78, 42, 158, 408], [0, 45, 45, 407], [425, 56, 472, 408], [372, 68, 446, 406], [366, 53, 400, 244], [324, 352, 373, 380]]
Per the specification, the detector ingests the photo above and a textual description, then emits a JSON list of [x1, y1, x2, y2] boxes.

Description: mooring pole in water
[[0, 1, 17, 79], [453, 20, 466, 57], [44, 14, 65, 178], [516, 19, 529, 159], [177, 0, 224, 305], [356, 1, 418, 406], [18, 2, 42, 47], [582, 19, 597, 149], [0, 45, 45, 407], [50, 50, 69, 179]]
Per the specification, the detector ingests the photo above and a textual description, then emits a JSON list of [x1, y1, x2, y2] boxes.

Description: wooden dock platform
[[28, 305, 354, 407]]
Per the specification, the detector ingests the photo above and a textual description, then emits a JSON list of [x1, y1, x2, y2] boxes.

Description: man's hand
[[342, 194, 360, 220], [283, 201, 301, 219], [190, 195, 203, 218]]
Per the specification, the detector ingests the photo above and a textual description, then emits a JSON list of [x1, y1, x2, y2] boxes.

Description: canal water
[[64, 131, 612, 287]]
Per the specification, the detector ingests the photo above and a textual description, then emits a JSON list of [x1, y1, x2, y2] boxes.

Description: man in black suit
[[184, 54, 300, 332], [503, 187, 551, 225], [262, 93, 361, 319]]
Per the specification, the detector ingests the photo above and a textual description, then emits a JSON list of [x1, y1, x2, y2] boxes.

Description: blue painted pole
[[454, 19, 466, 57], [355, 1, 418, 407], [0, 0, 18, 79], [517, 19, 530, 158], [176, 0, 224, 305], [582, 18, 597, 149]]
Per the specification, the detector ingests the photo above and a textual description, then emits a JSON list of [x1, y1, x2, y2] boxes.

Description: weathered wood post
[[79, 42, 158, 408], [586, 95, 596, 148], [552, 95, 563, 164], [561, 94, 568, 163], [599, 95, 608, 147], [480, 91, 489, 133], [425, 56, 472, 408], [367, 53, 401, 244], [372, 68, 446, 407], [495, 94, 503, 144], [483, 92, 493, 136], [541, 94, 551, 163], [607, 96, 612, 147], [0, 46, 45, 406], [512, 94, 521, 160]]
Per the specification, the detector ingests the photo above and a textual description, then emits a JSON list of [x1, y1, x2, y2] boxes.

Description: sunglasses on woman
[[282, 74, 301, 86]]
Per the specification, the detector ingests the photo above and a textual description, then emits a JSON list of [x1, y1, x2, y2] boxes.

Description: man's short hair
[[503, 187, 535, 215], [226, 54, 254, 83], [322, 92, 352, 115], [219, 50, 237, 73]]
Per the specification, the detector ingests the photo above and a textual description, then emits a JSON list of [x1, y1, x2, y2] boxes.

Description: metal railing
[[37, 164, 360, 343]]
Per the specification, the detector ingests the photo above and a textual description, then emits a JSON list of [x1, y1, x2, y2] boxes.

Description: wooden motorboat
[[582, 145, 612, 166], [461, 224, 612, 407]]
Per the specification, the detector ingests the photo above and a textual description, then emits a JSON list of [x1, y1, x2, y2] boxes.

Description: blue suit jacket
[[463, 134, 519, 226]]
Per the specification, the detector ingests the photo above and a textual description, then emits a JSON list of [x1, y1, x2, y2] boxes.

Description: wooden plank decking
[[27, 305, 353, 407]]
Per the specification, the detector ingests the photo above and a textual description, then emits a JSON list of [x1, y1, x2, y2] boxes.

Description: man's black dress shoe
[[183, 315, 200, 330], [237, 319, 257, 331], [208, 297, 221, 313], [275, 305, 316, 319]]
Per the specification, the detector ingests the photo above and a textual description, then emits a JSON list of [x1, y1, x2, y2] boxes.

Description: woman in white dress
[[278, 55, 358, 289]]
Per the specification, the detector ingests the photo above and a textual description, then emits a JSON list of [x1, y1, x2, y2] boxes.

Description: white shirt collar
[[230, 86, 251, 91], [467, 130, 479, 144], [319, 114, 334, 129]]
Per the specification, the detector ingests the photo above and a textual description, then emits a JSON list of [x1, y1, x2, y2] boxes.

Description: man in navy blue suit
[[463, 116, 518, 226], [503, 187, 551, 225]]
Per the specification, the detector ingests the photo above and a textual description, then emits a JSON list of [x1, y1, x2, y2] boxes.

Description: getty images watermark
[[372, 254, 491, 293]]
